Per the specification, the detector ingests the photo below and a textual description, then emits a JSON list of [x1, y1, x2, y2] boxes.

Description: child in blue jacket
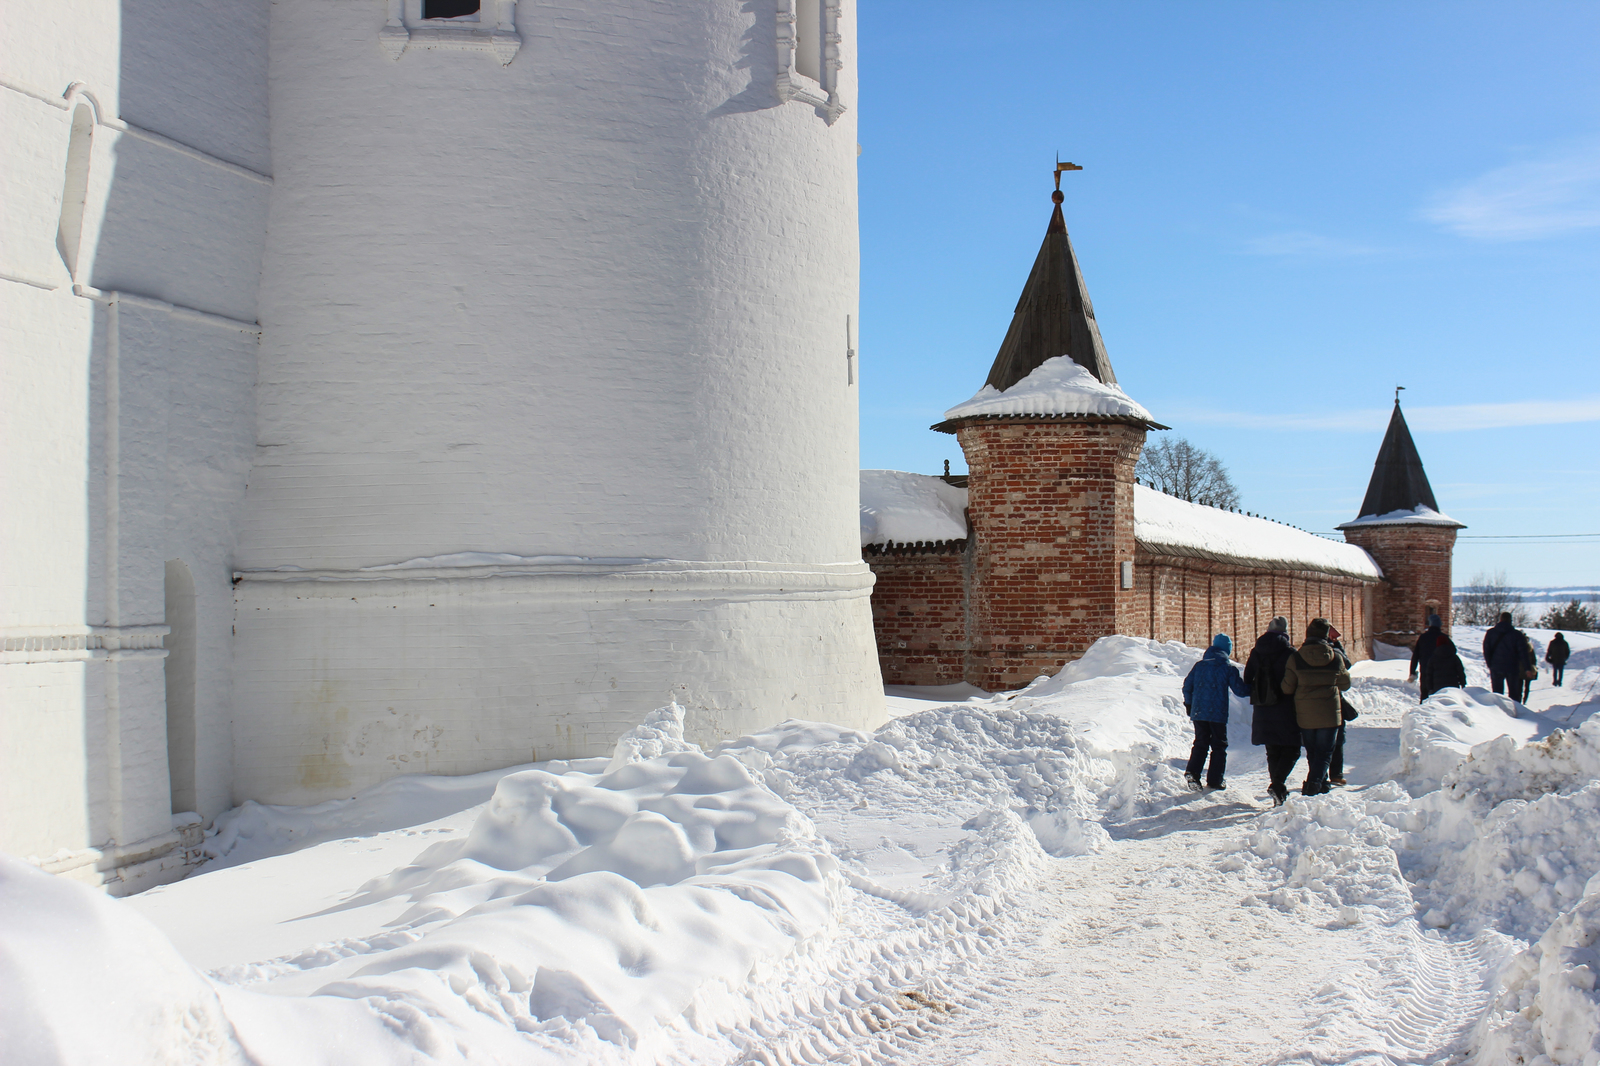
[[1182, 633, 1251, 790]]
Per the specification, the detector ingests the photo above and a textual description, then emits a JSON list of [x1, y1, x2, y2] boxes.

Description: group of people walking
[[1180, 617, 1356, 806], [1479, 613, 1570, 701], [1180, 610, 1578, 805]]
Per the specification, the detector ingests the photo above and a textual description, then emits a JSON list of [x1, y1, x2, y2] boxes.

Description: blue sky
[[856, 1, 1600, 588]]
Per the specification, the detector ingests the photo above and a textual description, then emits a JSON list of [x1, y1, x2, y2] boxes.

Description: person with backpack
[[1244, 616, 1299, 806], [1281, 618, 1351, 796], [1182, 633, 1251, 791], [1523, 634, 1540, 699], [1547, 632, 1571, 687], [1412, 615, 1461, 700], [1483, 613, 1532, 702], [1428, 638, 1468, 693], [1409, 614, 1451, 700], [1327, 626, 1355, 787]]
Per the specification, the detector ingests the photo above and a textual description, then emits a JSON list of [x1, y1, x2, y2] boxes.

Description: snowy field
[[6, 629, 1600, 1065]]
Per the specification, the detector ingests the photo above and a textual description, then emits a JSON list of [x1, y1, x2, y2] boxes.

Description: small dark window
[[423, 0, 479, 19]]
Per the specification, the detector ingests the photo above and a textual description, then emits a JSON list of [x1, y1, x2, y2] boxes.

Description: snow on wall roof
[[939, 356, 1159, 427], [1134, 484, 1382, 580], [1337, 505, 1464, 530], [860, 470, 968, 547]]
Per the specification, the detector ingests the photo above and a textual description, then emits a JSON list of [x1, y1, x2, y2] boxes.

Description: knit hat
[[1269, 616, 1288, 634], [1306, 617, 1331, 641], [1212, 633, 1232, 654], [1428, 613, 1442, 628]]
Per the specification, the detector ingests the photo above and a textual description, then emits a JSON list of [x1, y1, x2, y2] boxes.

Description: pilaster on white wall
[[1, 0, 266, 885]]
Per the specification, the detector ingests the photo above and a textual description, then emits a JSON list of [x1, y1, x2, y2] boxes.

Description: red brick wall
[[865, 548, 968, 685], [1342, 524, 1459, 648], [1129, 555, 1374, 661], [954, 420, 1145, 690]]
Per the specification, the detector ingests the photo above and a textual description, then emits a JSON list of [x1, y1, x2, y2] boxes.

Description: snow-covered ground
[[5, 628, 1600, 1064]]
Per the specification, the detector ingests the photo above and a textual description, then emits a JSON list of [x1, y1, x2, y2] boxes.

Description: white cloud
[[1241, 231, 1381, 257], [1423, 140, 1600, 241], [1163, 396, 1600, 433]]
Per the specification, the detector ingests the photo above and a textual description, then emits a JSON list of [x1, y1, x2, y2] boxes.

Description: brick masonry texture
[[866, 548, 968, 685], [1342, 524, 1459, 647], [1127, 556, 1372, 659], [864, 415, 1413, 690], [956, 420, 1145, 691]]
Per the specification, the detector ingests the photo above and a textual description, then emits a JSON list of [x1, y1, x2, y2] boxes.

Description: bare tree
[[1136, 437, 1241, 509], [1454, 570, 1529, 626]]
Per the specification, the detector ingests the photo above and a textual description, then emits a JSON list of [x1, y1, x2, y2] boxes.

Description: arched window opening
[[164, 560, 198, 816], [57, 104, 94, 279]]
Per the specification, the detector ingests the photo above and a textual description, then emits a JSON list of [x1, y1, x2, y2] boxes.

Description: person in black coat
[[1483, 613, 1531, 702], [1409, 614, 1449, 700], [1547, 632, 1571, 687], [1411, 615, 1460, 701], [1243, 616, 1298, 806], [1428, 640, 1467, 692]]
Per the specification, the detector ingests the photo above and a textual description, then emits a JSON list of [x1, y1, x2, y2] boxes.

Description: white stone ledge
[[72, 284, 260, 334], [1, 624, 170, 664], [235, 558, 876, 601]]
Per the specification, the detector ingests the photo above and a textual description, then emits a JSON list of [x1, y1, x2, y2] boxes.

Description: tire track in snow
[[1276, 921, 1492, 1065]]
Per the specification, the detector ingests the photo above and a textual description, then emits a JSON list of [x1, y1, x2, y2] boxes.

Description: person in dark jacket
[[1428, 640, 1467, 692], [1409, 614, 1452, 700], [1411, 615, 1460, 700], [1281, 618, 1351, 796], [1244, 616, 1298, 805], [1547, 632, 1571, 687], [1483, 613, 1531, 702], [1182, 633, 1250, 791], [1327, 627, 1353, 786]]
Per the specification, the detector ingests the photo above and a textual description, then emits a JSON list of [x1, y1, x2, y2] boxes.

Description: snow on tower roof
[[859, 470, 968, 548], [1338, 401, 1463, 529], [934, 356, 1164, 431], [1134, 484, 1383, 580]]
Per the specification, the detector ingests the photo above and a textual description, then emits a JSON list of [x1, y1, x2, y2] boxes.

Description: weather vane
[[1053, 154, 1082, 203], [1395, 385, 1405, 404], [1054, 153, 1083, 190]]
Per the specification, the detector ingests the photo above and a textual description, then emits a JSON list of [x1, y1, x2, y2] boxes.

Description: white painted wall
[[0, 0, 265, 887], [235, 0, 882, 802], [5, 0, 883, 861]]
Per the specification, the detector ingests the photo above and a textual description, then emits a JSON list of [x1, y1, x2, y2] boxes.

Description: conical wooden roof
[[983, 198, 1118, 391], [1353, 402, 1442, 519]]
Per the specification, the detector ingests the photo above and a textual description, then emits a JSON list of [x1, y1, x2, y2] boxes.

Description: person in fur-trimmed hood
[[1281, 617, 1351, 796]]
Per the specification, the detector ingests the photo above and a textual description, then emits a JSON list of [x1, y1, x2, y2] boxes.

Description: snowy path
[[908, 787, 1488, 1065], [898, 663, 1491, 1066]]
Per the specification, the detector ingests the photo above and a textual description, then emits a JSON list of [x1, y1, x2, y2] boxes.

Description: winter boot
[[1184, 772, 1201, 791], [1269, 784, 1287, 806], [1329, 775, 1348, 787]]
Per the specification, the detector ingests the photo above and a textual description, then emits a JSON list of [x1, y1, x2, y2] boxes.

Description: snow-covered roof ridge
[[1338, 505, 1465, 530], [1135, 484, 1382, 580], [860, 470, 969, 548], [936, 356, 1162, 429]]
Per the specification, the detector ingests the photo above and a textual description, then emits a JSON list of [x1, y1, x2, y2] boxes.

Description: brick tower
[[934, 172, 1164, 690], [1337, 399, 1464, 649]]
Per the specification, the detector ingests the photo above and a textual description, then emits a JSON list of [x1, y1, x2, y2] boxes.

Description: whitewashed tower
[[232, 1, 880, 803]]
